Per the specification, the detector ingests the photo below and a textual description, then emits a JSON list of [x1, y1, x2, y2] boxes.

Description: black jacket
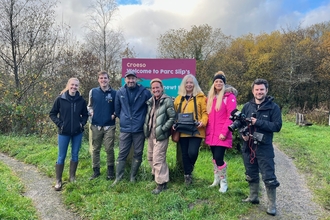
[[49, 91, 89, 136], [241, 96, 282, 158]]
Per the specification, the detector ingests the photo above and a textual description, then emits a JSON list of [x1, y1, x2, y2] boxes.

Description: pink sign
[[122, 58, 196, 79], [121, 58, 196, 97]]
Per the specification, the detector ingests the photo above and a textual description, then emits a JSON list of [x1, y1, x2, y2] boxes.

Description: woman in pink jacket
[[205, 71, 237, 193]]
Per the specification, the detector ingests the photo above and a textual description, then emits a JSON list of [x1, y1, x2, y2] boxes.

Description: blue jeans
[[57, 133, 83, 164]]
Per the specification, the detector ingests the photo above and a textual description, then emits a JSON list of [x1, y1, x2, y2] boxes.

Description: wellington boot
[[69, 160, 78, 182], [209, 160, 220, 188], [55, 163, 64, 191], [111, 161, 126, 186], [266, 187, 277, 216], [218, 162, 228, 193], [130, 159, 142, 183], [242, 182, 260, 204]]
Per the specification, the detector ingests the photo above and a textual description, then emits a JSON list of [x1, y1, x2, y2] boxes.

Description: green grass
[[274, 119, 330, 210], [0, 161, 39, 219], [0, 134, 250, 219], [1, 117, 330, 219]]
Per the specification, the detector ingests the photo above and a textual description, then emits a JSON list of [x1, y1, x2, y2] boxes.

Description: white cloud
[[55, 0, 330, 58]]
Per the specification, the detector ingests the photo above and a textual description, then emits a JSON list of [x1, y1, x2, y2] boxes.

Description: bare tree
[[0, 0, 60, 104], [84, 0, 126, 83]]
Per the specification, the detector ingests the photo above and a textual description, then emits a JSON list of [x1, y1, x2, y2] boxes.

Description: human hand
[[219, 134, 226, 141], [242, 135, 249, 141]]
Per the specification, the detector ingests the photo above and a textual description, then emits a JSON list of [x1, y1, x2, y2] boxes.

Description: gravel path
[[241, 146, 328, 220], [0, 152, 81, 220], [1, 146, 329, 220]]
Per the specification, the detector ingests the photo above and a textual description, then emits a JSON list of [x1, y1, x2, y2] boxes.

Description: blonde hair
[[60, 78, 80, 95], [177, 74, 204, 96], [207, 71, 225, 114]]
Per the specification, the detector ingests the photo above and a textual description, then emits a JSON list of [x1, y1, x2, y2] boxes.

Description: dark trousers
[[117, 132, 145, 162], [179, 137, 202, 175], [210, 146, 226, 166], [242, 151, 279, 188]]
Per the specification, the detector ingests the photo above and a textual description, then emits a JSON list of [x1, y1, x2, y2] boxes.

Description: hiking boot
[[184, 174, 192, 185], [106, 165, 115, 180], [89, 167, 100, 180], [152, 183, 167, 195]]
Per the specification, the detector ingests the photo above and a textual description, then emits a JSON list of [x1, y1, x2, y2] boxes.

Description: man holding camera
[[240, 79, 282, 216]]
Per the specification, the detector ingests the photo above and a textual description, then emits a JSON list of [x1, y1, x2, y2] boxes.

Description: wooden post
[[89, 123, 93, 155]]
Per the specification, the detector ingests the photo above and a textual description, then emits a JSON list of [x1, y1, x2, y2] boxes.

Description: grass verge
[[0, 161, 39, 219]]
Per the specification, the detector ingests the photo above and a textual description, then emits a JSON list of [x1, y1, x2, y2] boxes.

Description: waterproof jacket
[[205, 88, 237, 148], [115, 84, 152, 133], [144, 94, 176, 141], [87, 87, 116, 126], [173, 92, 208, 138], [241, 96, 282, 158], [49, 91, 89, 136]]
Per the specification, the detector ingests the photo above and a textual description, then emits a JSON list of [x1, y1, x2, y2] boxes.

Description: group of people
[[49, 70, 282, 216]]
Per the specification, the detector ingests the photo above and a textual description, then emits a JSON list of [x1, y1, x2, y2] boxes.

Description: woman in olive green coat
[[144, 78, 176, 194]]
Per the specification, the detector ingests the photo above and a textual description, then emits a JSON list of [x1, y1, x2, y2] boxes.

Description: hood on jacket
[[224, 84, 238, 97]]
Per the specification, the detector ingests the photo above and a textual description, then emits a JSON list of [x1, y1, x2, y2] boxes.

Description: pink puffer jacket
[[205, 91, 237, 148]]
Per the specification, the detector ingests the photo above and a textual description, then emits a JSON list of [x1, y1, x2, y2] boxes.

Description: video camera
[[228, 109, 264, 143]]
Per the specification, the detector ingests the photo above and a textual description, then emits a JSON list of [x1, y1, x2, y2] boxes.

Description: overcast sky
[[55, 0, 330, 58]]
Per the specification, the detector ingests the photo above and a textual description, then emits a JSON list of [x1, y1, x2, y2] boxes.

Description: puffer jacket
[[173, 92, 208, 138], [144, 94, 176, 141], [49, 91, 89, 136], [205, 86, 237, 148]]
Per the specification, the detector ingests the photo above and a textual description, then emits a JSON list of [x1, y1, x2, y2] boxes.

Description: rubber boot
[[152, 182, 167, 194], [242, 182, 260, 204], [106, 165, 115, 180], [69, 160, 78, 182], [55, 163, 64, 191], [130, 159, 142, 183], [89, 167, 100, 180], [266, 187, 277, 216], [111, 161, 126, 186], [209, 159, 220, 188], [218, 162, 228, 193]]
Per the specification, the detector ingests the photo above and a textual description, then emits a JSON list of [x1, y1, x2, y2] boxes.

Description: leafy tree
[[157, 24, 230, 92]]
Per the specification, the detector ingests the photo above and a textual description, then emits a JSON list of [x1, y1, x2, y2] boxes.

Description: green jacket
[[144, 94, 176, 141]]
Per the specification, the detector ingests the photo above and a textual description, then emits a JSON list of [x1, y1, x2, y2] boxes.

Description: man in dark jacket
[[240, 79, 282, 216], [88, 71, 117, 181], [112, 71, 152, 186]]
